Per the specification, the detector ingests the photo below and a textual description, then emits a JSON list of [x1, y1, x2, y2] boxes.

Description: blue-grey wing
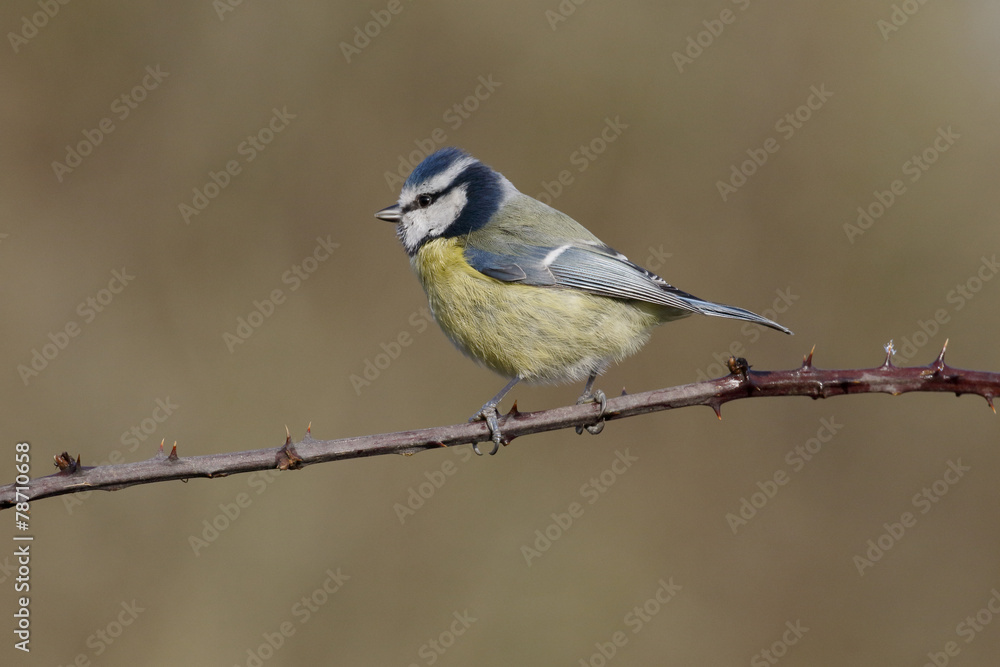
[[463, 241, 793, 333], [464, 242, 700, 312]]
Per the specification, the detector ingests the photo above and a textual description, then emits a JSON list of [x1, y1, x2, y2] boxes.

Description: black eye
[[416, 193, 435, 208]]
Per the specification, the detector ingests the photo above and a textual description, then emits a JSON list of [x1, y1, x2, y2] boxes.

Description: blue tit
[[375, 147, 791, 454]]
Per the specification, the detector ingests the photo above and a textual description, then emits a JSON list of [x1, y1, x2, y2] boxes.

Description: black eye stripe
[[403, 195, 433, 214], [403, 179, 466, 213]]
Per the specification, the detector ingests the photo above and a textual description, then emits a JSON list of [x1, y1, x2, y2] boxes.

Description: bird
[[375, 147, 791, 454]]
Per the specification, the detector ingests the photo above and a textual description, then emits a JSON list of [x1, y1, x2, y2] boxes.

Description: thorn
[[168, 442, 178, 461], [987, 396, 996, 414], [802, 345, 816, 369], [933, 338, 949, 370], [508, 400, 519, 416], [709, 401, 722, 420], [620, 387, 628, 396], [153, 440, 165, 460], [284, 424, 291, 445], [882, 340, 895, 368], [307, 422, 312, 435]]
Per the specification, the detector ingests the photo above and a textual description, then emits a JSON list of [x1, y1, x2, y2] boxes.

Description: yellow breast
[[411, 237, 663, 383]]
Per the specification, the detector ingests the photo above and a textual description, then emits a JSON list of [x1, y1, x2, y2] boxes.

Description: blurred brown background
[[2, 1, 999, 665]]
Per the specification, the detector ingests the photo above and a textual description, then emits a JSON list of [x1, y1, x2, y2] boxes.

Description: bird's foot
[[575, 389, 607, 435], [469, 404, 504, 456]]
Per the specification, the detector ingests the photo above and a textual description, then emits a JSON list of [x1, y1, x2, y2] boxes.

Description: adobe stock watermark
[[350, 306, 433, 394], [406, 610, 477, 667], [521, 449, 638, 567], [63, 396, 180, 515], [57, 600, 145, 665], [920, 587, 1000, 667], [889, 253, 997, 366], [694, 286, 798, 383], [8, 0, 72, 54], [533, 116, 629, 206], [383, 74, 502, 191], [12, 441, 31, 654], [222, 235, 339, 353], [17, 267, 135, 386], [750, 620, 809, 667], [843, 126, 959, 243], [671, 0, 757, 74], [717, 84, 833, 201], [577, 577, 682, 666], [877, 0, 935, 41], [179, 106, 295, 224], [726, 416, 843, 534], [188, 466, 288, 556], [340, 0, 415, 63], [393, 447, 474, 524], [51, 65, 169, 183], [642, 245, 674, 276], [213, 0, 248, 21], [0, 553, 22, 587], [853, 459, 970, 576], [234, 566, 350, 667], [543, 0, 590, 31]]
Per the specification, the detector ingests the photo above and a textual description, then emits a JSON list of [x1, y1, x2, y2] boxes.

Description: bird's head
[[375, 147, 514, 255]]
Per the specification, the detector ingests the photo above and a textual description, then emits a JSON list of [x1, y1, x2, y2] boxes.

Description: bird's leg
[[575, 372, 607, 435], [469, 377, 520, 455]]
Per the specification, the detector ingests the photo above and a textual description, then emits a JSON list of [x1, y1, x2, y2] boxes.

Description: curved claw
[[576, 388, 607, 436], [469, 406, 504, 456], [468, 377, 519, 456]]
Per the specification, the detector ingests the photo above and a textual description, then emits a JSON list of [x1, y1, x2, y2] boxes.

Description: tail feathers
[[686, 298, 793, 335]]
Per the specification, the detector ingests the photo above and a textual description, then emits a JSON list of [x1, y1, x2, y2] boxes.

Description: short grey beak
[[374, 204, 401, 223]]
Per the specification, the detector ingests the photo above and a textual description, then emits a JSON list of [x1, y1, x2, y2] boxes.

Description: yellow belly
[[411, 237, 666, 383]]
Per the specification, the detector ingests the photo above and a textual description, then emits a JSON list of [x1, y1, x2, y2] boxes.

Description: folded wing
[[464, 241, 792, 334]]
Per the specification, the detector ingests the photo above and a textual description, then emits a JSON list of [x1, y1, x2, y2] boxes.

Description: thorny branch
[[2, 341, 996, 509]]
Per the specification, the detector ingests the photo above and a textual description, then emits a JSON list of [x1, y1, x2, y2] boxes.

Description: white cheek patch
[[432, 185, 468, 229], [400, 184, 469, 252]]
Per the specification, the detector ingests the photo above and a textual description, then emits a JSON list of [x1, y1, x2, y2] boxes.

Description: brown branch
[[2, 341, 996, 509]]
